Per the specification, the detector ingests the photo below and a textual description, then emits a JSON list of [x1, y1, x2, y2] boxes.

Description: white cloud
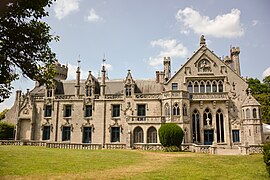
[[86, 8, 103, 22], [263, 67, 270, 78], [252, 20, 258, 26], [148, 39, 188, 67], [180, 30, 190, 35], [67, 63, 88, 80], [175, 7, 244, 38], [54, 0, 80, 20]]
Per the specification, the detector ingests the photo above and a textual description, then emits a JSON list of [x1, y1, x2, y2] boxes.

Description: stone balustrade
[[105, 143, 126, 149], [163, 91, 189, 99], [239, 144, 263, 155], [190, 92, 228, 101], [135, 94, 160, 99], [46, 142, 102, 150], [127, 116, 165, 124]]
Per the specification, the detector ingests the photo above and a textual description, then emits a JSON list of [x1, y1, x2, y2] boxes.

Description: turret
[[163, 57, 171, 82], [230, 47, 241, 76], [200, 35, 206, 46], [54, 60, 68, 81]]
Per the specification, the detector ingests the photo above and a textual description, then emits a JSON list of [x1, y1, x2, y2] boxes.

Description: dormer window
[[126, 86, 132, 96], [86, 86, 92, 97], [47, 89, 52, 97]]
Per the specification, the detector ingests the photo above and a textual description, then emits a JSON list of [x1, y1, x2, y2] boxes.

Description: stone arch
[[203, 108, 212, 126], [147, 126, 157, 143], [253, 108, 257, 118], [206, 81, 211, 93], [200, 81, 205, 93], [216, 109, 225, 143], [188, 81, 193, 93], [182, 104, 188, 116], [212, 80, 217, 93], [194, 81, 199, 93], [218, 81, 223, 92], [173, 103, 180, 116], [133, 126, 144, 143], [164, 103, 170, 116], [192, 109, 200, 143]]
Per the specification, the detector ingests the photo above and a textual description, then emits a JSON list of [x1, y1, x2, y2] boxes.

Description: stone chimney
[[163, 57, 171, 82], [230, 47, 241, 75], [100, 61, 106, 97], [75, 65, 80, 98]]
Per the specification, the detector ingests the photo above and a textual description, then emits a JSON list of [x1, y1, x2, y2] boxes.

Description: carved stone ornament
[[198, 59, 211, 72]]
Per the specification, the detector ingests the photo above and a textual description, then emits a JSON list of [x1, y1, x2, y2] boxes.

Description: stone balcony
[[189, 92, 229, 101], [127, 116, 165, 124], [163, 90, 189, 99]]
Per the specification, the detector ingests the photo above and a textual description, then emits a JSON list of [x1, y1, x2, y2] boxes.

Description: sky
[[1, 0, 270, 111]]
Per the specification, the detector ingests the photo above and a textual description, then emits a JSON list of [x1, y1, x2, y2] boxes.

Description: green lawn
[[0, 146, 268, 179]]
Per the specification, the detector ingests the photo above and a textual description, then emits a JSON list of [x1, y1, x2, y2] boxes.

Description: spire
[[100, 55, 106, 97], [75, 57, 81, 98]]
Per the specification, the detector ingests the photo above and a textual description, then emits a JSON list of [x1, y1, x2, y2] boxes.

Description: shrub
[[158, 123, 184, 152], [263, 143, 270, 176], [0, 122, 15, 140]]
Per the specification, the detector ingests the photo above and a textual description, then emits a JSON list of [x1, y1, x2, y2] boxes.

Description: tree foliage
[[158, 123, 184, 151], [0, 121, 15, 139], [0, 0, 57, 102], [0, 108, 9, 120], [263, 143, 270, 176], [247, 76, 270, 124]]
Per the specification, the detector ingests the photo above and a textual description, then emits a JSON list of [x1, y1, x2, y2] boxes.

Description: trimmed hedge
[[0, 122, 15, 140], [263, 143, 270, 176], [158, 123, 184, 151]]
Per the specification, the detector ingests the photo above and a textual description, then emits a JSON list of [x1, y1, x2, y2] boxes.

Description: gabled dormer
[[124, 70, 135, 97], [85, 71, 100, 97]]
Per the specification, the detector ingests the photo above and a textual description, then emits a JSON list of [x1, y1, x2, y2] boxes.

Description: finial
[[248, 88, 252, 96], [200, 35, 206, 46]]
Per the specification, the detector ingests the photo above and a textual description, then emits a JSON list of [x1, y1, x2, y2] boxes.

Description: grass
[[0, 146, 268, 179]]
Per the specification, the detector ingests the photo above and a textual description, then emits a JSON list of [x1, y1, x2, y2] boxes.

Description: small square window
[[111, 127, 120, 142], [137, 104, 146, 116], [62, 127, 71, 141], [172, 83, 178, 90], [112, 105, 120, 117], [42, 126, 50, 140], [64, 105, 72, 117]]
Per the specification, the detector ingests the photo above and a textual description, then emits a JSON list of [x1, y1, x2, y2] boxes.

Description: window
[[232, 130, 240, 142], [85, 105, 92, 117], [86, 86, 92, 96], [44, 105, 52, 117], [216, 109, 224, 143], [137, 104, 146, 116], [172, 83, 178, 90], [111, 127, 120, 142], [194, 82, 199, 93], [64, 105, 72, 117], [192, 109, 200, 143], [173, 103, 180, 116], [82, 127, 92, 143], [126, 86, 132, 96], [212, 81, 217, 92], [253, 108, 257, 118], [42, 126, 50, 140], [246, 108, 250, 119], [134, 126, 144, 143], [165, 103, 170, 116], [112, 105, 120, 117], [188, 82, 193, 93], [62, 127, 71, 141], [206, 81, 211, 93], [200, 81, 205, 93], [183, 104, 187, 116], [218, 81, 223, 92], [47, 89, 52, 97], [147, 127, 157, 143], [203, 108, 212, 126]]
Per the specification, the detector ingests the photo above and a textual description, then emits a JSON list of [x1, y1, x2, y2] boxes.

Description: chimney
[[230, 47, 241, 75], [100, 63, 106, 97], [163, 57, 171, 82], [75, 66, 80, 98]]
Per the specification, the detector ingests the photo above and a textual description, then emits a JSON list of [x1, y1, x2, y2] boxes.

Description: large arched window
[[147, 127, 157, 143], [173, 103, 180, 116], [253, 108, 257, 118], [188, 82, 193, 93], [206, 81, 211, 93], [203, 108, 212, 126], [182, 104, 187, 116], [212, 81, 217, 93], [194, 81, 199, 93], [165, 103, 170, 116], [216, 109, 224, 143], [134, 127, 144, 143], [192, 109, 200, 143], [200, 81, 205, 93], [246, 108, 250, 119]]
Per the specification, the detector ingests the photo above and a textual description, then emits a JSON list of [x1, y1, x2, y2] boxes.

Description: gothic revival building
[[5, 36, 263, 148]]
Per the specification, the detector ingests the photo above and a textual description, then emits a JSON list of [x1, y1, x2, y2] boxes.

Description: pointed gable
[[124, 69, 135, 85]]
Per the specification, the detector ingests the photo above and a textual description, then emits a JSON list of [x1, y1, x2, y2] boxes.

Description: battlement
[[163, 57, 171, 62], [54, 61, 68, 80], [230, 47, 240, 55]]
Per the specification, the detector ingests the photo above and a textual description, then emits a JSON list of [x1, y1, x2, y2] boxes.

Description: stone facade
[[5, 36, 263, 148]]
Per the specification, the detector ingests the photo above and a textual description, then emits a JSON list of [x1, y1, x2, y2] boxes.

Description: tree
[[0, 0, 57, 103], [0, 121, 15, 139], [247, 75, 270, 124], [158, 123, 184, 152], [0, 108, 9, 120]]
